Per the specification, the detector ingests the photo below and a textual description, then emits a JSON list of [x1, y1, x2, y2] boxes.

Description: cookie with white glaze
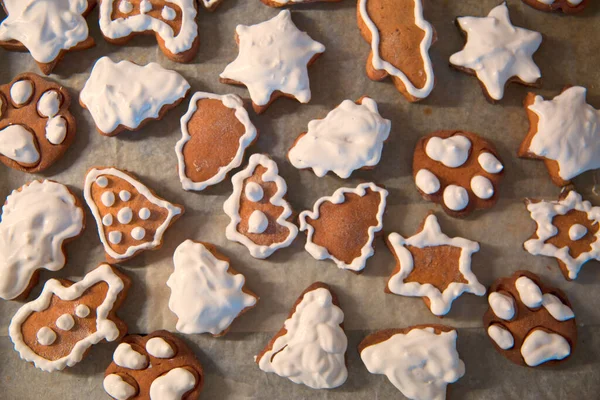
[[483, 271, 577, 367], [522, 0, 589, 14], [359, 325, 465, 400], [104, 330, 204, 400], [357, 0, 436, 102], [84, 167, 184, 264], [288, 96, 391, 179], [219, 10, 325, 114], [0, 180, 85, 301], [261, 0, 341, 7], [167, 240, 258, 336], [0, 73, 77, 173], [80, 57, 190, 137], [518, 86, 600, 186], [450, 2, 542, 103], [0, 0, 96, 75], [256, 282, 348, 390]]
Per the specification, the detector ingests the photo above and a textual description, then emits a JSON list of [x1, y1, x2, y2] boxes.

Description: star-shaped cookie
[[385, 213, 485, 316], [450, 2, 542, 102], [220, 10, 325, 114]]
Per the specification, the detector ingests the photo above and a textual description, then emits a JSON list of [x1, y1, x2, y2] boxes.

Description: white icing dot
[[139, 208, 151, 220], [515, 276, 543, 309], [140, 0, 152, 13], [488, 292, 515, 320], [119, 190, 131, 202], [119, 0, 133, 14], [131, 227, 146, 241], [149, 368, 196, 400], [470, 175, 494, 200], [415, 169, 440, 194], [109, 231, 123, 245], [568, 224, 587, 241], [425, 135, 471, 168], [96, 176, 109, 187], [520, 329, 570, 367], [146, 337, 175, 358], [75, 304, 91, 318], [45, 116, 67, 145], [478, 152, 503, 174], [245, 182, 264, 202], [37, 327, 57, 346], [10, 80, 33, 106], [162, 6, 176, 20], [113, 343, 148, 370], [488, 325, 514, 350], [103, 214, 114, 226], [56, 314, 75, 331], [102, 191, 116, 207], [542, 293, 575, 322], [443, 185, 469, 211], [103, 374, 137, 400], [118, 207, 133, 224], [37, 90, 60, 118], [248, 210, 269, 234]]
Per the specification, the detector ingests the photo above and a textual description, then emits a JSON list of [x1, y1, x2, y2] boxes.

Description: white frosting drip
[[425, 135, 471, 168], [247, 210, 268, 234], [471, 176, 494, 200], [117, 207, 133, 224], [119, 190, 131, 202], [478, 152, 504, 174], [415, 169, 441, 194], [146, 337, 175, 359], [139, 208, 151, 220], [101, 191, 116, 207], [568, 224, 587, 241], [149, 367, 196, 400], [542, 293, 575, 321], [10, 80, 33, 106], [103, 214, 114, 227], [104, 374, 136, 400], [109, 231, 122, 245], [443, 185, 469, 211], [37, 91, 60, 117], [515, 276, 543, 308], [520, 329, 570, 367], [131, 227, 145, 241], [487, 325, 514, 350], [75, 304, 90, 318], [288, 97, 391, 178], [36, 327, 56, 346], [45, 116, 67, 145], [0, 125, 40, 165], [488, 292, 515, 320], [162, 6, 176, 21], [113, 343, 148, 370], [56, 313, 75, 331], [245, 182, 264, 202]]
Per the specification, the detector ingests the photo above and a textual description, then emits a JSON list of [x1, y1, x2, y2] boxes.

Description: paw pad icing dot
[[10, 80, 34, 106]]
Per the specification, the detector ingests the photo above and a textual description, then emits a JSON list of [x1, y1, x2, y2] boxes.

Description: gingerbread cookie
[[357, 0, 436, 102], [359, 325, 465, 400], [167, 240, 258, 336], [522, 0, 589, 14], [0, 180, 85, 301], [299, 182, 387, 272], [386, 213, 485, 316], [288, 96, 391, 178], [104, 330, 204, 400], [8, 264, 130, 372], [80, 57, 190, 136], [0, 0, 95, 75], [261, 0, 341, 7], [524, 190, 600, 280], [223, 154, 298, 259], [0, 73, 77, 173], [413, 130, 504, 218], [256, 282, 348, 389], [483, 271, 577, 367], [220, 10, 325, 114], [84, 167, 184, 263], [98, 0, 199, 63], [450, 2, 542, 102], [518, 86, 600, 186], [175, 92, 258, 191]]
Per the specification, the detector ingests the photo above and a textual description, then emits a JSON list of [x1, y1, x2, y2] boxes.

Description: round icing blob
[[56, 314, 75, 331], [96, 176, 109, 188], [478, 152, 503, 174], [541, 293, 575, 322], [109, 231, 122, 245], [131, 227, 146, 241], [103, 374, 137, 400], [162, 6, 176, 21], [117, 207, 133, 224], [113, 343, 148, 370], [244, 182, 264, 202], [0, 125, 40, 164], [146, 337, 175, 359], [443, 185, 469, 211], [119, 190, 131, 202], [487, 324, 514, 350], [139, 208, 151, 220], [488, 292, 515, 320], [10, 80, 34, 106], [75, 304, 91, 318], [247, 210, 269, 234], [425, 135, 471, 168], [140, 0, 152, 13], [149, 368, 196, 400], [45, 116, 67, 145], [471, 175, 494, 199], [102, 191, 116, 207], [515, 276, 543, 308], [103, 214, 114, 227], [118, 0, 133, 14], [36, 327, 57, 346], [520, 329, 570, 367], [568, 224, 587, 241], [37, 90, 60, 118], [415, 169, 440, 194]]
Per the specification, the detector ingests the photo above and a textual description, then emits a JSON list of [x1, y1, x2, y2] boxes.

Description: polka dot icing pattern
[[117, 207, 133, 224], [36, 327, 57, 346], [75, 304, 90, 318], [247, 210, 269, 234], [119, 190, 131, 201], [56, 314, 75, 331], [118, 0, 134, 14], [131, 227, 145, 241], [102, 191, 116, 207], [244, 182, 264, 202]]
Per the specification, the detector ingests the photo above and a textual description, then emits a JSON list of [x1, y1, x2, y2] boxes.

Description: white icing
[[223, 154, 298, 259], [415, 169, 441, 195], [488, 292, 515, 320], [146, 337, 175, 359], [75, 304, 90, 318], [288, 97, 391, 178], [117, 207, 133, 224], [201, 0, 220, 8], [360, 327, 465, 400], [478, 152, 503, 174], [80, 57, 190, 134], [515, 276, 543, 308], [167, 240, 257, 335], [9, 264, 127, 372], [149, 367, 196, 400], [162, 6, 176, 21], [387, 214, 485, 316], [109, 231, 122, 245], [569, 224, 587, 241], [84, 168, 183, 261], [0, 0, 90, 64], [244, 182, 263, 202], [0, 180, 84, 300], [247, 210, 268, 234], [36, 327, 56, 346], [103, 214, 114, 227], [37, 91, 60, 117], [118, 0, 133, 14], [45, 116, 68, 145], [425, 135, 471, 168], [524, 191, 600, 280], [10, 80, 33, 106], [528, 87, 600, 181], [99, 0, 197, 55], [139, 208, 151, 220], [471, 176, 494, 200], [449, 3, 542, 101], [56, 313, 75, 331], [96, 176, 109, 187], [520, 329, 570, 367], [257, 287, 347, 389], [542, 293, 575, 321], [113, 343, 148, 370], [299, 182, 387, 272], [358, 0, 434, 99], [487, 325, 514, 350], [535, 0, 583, 4], [103, 374, 137, 400], [102, 191, 116, 207], [131, 227, 146, 241], [175, 92, 257, 191], [0, 124, 40, 165], [119, 190, 131, 202], [220, 10, 325, 107], [443, 185, 469, 211]]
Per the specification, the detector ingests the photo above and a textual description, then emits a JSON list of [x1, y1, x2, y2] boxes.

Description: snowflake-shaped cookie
[[450, 2, 542, 102], [524, 190, 600, 280], [386, 213, 485, 316], [220, 10, 325, 114]]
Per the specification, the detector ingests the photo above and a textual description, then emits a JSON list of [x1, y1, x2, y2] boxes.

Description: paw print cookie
[[413, 130, 504, 218], [84, 167, 184, 263], [8, 264, 131, 372], [104, 330, 204, 400], [483, 271, 577, 367], [522, 0, 589, 14], [0, 73, 77, 173]]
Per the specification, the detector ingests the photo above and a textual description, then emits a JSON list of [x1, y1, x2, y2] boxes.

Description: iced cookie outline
[[0, 73, 77, 173], [522, 0, 589, 14], [483, 270, 577, 367], [261, 0, 341, 7]]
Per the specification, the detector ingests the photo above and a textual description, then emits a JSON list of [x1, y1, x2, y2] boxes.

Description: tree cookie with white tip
[[299, 182, 387, 272], [483, 271, 577, 367], [450, 2, 543, 102], [288, 96, 391, 179], [413, 130, 504, 218], [84, 167, 184, 264], [386, 213, 485, 316], [220, 10, 325, 114], [104, 330, 204, 400], [256, 282, 348, 390], [261, 0, 341, 7], [0, 73, 77, 173], [357, 0, 436, 102], [522, 0, 589, 14]]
